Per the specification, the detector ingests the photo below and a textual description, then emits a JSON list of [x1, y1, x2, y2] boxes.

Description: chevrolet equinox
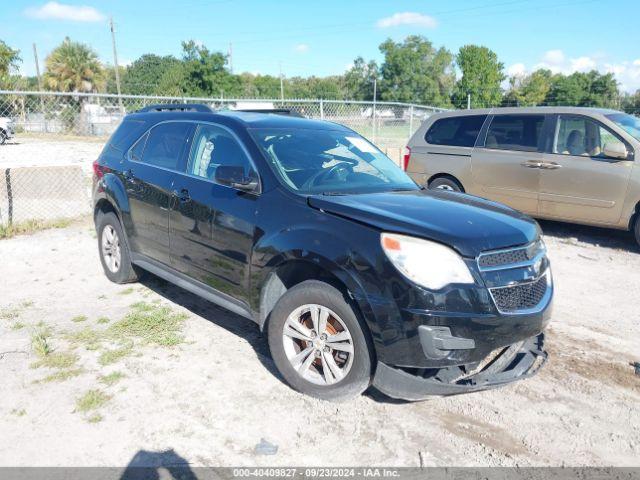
[[92, 104, 553, 401]]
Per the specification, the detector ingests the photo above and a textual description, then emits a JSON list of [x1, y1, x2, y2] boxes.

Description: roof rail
[[137, 103, 213, 113], [235, 108, 302, 117]]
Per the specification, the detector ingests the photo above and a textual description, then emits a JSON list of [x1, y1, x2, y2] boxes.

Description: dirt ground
[[0, 218, 638, 467], [0, 136, 638, 467]]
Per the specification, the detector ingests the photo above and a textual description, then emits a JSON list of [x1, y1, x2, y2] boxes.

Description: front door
[[539, 115, 634, 225], [124, 122, 193, 266], [169, 123, 259, 306], [470, 114, 547, 215]]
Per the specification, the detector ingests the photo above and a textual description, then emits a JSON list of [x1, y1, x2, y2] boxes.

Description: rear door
[[470, 114, 548, 215], [539, 114, 634, 224], [125, 121, 193, 266], [169, 122, 259, 306]]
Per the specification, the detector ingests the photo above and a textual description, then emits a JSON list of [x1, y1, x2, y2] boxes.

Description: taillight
[[93, 159, 104, 179], [402, 146, 411, 171]]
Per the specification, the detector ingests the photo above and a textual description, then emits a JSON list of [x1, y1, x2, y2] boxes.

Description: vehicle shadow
[[119, 448, 196, 480], [538, 219, 637, 251], [139, 273, 284, 383]]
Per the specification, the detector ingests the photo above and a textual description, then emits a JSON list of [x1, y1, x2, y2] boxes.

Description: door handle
[[173, 188, 191, 203], [520, 161, 542, 168], [539, 162, 562, 170]]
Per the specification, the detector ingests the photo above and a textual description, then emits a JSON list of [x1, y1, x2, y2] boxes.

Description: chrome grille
[[490, 275, 549, 313], [478, 240, 544, 270]]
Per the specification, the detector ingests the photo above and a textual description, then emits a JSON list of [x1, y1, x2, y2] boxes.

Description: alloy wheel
[[101, 225, 122, 273], [282, 304, 354, 386]]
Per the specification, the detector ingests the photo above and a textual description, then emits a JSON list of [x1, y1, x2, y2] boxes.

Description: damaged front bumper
[[372, 333, 547, 401]]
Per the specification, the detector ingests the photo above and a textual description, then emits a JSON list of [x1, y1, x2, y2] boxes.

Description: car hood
[[307, 189, 540, 258]]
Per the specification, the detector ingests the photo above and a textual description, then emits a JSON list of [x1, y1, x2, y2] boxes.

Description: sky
[[3, 0, 640, 92]]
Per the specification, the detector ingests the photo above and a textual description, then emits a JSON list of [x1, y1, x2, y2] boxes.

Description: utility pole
[[109, 16, 124, 112], [33, 43, 46, 132], [228, 43, 233, 74], [279, 62, 284, 102], [372, 77, 377, 144], [467, 93, 471, 110]]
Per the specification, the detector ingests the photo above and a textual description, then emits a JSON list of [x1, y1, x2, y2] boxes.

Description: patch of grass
[[31, 351, 78, 369], [98, 344, 133, 366], [11, 322, 25, 330], [0, 218, 74, 240], [87, 413, 103, 423], [71, 315, 88, 323], [10, 408, 26, 417], [21, 300, 34, 308], [31, 329, 53, 357], [109, 302, 187, 346], [66, 327, 102, 348], [97, 295, 107, 300], [36, 368, 84, 383], [96, 316, 110, 324], [99, 371, 125, 386], [0, 307, 20, 321], [75, 389, 110, 413], [118, 287, 135, 296]]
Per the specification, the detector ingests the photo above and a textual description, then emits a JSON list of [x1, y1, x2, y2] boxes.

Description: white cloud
[[294, 43, 309, 53], [511, 50, 640, 92], [25, 1, 105, 22], [507, 63, 526, 78], [376, 12, 437, 29]]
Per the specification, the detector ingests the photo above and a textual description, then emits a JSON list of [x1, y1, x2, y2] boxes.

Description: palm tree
[[44, 37, 105, 93]]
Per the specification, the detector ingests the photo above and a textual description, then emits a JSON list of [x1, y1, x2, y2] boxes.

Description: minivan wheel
[[428, 177, 463, 192], [634, 216, 640, 249], [267, 280, 373, 401], [96, 211, 139, 284]]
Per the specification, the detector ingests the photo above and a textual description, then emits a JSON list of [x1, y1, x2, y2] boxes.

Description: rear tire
[[267, 280, 373, 401], [96, 211, 139, 284], [428, 176, 463, 192], [634, 216, 640, 249]]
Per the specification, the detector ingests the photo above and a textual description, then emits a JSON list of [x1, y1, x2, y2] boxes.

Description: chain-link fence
[[0, 90, 445, 148], [0, 91, 445, 229]]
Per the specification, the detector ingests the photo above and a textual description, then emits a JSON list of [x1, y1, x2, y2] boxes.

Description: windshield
[[606, 113, 640, 142], [249, 128, 418, 194]]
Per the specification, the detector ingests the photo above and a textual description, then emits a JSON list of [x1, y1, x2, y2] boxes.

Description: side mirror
[[603, 142, 629, 160], [215, 165, 259, 192]]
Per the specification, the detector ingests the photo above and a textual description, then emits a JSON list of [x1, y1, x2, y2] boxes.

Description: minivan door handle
[[539, 162, 562, 170], [172, 188, 191, 204], [520, 161, 542, 168]]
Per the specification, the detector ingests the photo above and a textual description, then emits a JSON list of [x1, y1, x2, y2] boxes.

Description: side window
[[485, 115, 545, 152], [140, 122, 192, 170], [554, 116, 627, 158], [129, 132, 148, 162], [188, 124, 253, 182], [425, 115, 487, 147]]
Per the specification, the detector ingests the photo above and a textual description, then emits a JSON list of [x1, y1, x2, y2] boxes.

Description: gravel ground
[[0, 136, 638, 467], [0, 219, 638, 467]]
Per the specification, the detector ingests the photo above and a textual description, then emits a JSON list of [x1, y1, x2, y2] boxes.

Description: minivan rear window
[[425, 115, 487, 147], [485, 115, 545, 152]]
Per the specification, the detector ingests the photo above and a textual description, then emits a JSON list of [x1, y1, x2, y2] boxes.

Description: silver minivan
[[404, 107, 640, 246]]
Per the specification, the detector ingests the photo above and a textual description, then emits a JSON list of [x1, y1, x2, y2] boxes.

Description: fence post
[[409, 105, 414, 138], [320, 99, 324, 120]]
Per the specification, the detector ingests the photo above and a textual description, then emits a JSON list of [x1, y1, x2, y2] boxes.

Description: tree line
[[1, 36, 639, 113]]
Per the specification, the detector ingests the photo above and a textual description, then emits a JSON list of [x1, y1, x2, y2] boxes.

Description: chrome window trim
[[126, 119, 262, 194]]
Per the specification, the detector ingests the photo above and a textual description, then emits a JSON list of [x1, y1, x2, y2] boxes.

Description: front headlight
[[381, 233, 474, 290]]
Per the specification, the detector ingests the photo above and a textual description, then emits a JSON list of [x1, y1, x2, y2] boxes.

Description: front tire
[[96, 211, 139, 284], [267, 280, 373, 401], [428, 176, 463, 192]]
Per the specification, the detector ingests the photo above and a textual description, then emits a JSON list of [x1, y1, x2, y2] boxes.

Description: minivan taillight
[[402, 146, 411, 171]]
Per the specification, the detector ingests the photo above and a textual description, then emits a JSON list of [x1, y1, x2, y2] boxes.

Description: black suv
[[92, 104, 553, 401]]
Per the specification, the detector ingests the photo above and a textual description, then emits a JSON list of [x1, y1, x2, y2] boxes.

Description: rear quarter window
[[107, 119, 149, 151], [424, 115, 487, 147]]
